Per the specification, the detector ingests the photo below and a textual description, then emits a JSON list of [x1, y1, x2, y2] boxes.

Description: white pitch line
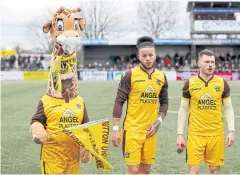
[[168, 110, 178, 114], [169, 96, 180, 99], [236, 116, 240, 119], [231, 93, 240, 96]]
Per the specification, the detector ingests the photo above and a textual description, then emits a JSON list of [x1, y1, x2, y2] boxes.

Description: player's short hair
[[136, 36, 155, 49], [198, 49, 215, 59]]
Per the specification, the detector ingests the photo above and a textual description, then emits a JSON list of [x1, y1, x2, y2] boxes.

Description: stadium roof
[[187, 1, 240, 12]]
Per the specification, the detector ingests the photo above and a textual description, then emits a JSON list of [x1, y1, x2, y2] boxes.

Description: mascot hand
[[30, 122, 49, 144], [80, 147, 92, 163]]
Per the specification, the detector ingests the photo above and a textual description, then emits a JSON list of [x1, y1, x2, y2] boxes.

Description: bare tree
[[137, 1, 178, 38], [26, 1, 123, 51], [27, 8, 53, 54], [80, 0, 123, 39]]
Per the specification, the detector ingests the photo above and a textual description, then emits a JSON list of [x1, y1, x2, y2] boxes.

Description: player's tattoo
[[153, 120, 161, 132]]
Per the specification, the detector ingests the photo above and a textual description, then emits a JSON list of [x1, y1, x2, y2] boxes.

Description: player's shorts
[[41, 160, 80, 174], [121, 130, 157, 165], [186, 133, 224, 166]]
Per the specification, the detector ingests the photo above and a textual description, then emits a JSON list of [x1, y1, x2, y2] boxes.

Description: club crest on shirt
[[215, 85, 220, 92], [125, 152, 130, 158], [76, 104, 81, 109], [156, 79, 161, 85]]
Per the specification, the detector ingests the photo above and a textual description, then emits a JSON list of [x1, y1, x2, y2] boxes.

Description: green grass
[[1, 80, 240, 174]]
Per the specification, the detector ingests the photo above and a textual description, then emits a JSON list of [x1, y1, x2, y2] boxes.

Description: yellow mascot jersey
[[113, 66, 168, 133], [182, 75, 230, 136], [31, 95, 89, 163]]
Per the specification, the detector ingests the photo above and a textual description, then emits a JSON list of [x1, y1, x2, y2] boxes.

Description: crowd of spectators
[[79, 53, 240, 72], [1, 53, 240, 72], [1, 55, 45, 71]]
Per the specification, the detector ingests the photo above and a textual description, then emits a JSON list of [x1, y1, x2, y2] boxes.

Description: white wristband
[[157, 117, 163, 124], [113, 126, 119, 131]]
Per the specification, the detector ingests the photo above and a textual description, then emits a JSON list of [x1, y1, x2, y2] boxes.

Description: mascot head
[[43, 7, 85, 102]]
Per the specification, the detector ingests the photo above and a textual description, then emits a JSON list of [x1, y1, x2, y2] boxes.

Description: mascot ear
[[43, 20, 52, 34], [79, 18, 85, 31]]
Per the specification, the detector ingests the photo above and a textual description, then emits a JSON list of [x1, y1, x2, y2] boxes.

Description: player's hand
[[226, 130, 234, 147], [112, 130, 120, 147], [176, 134, 186, 151], [32, 129, 48, 144], [147, 120, 161, 138]]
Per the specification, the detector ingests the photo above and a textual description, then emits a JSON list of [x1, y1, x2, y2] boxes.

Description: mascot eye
[[74, 19, 78, 30], [57, 20, 64, 31]]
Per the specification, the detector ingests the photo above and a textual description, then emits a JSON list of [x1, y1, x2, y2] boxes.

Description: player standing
[[176, 49, 235, 174], [111, 36, 169, 174]]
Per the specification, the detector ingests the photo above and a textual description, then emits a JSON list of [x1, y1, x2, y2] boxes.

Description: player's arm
[[177, 79, 190, 135], [158, 73, 169, 122], [111, 71, 131, 147], [176, 80, 190, 151], [222, 80, 235, 147], [112, 70, 131, 130], [30, 100, 48, 144], [222, 80, 235, 132]]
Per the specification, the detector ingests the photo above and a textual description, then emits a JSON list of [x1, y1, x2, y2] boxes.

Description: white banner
[[1, 71, 23, 81], [163, 71, 176, 81], [194, 20, 240, 32], [91, 71, 107, 80], [82, 71, 107, 81], [113, 71, 124, 80], [82, 71, 93, 80]]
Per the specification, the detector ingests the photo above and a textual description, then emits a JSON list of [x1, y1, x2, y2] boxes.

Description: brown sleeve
[[222, 79, 230, 98], [30, 100, 46, 126], [112, 70, 132, 118], [182, 80, 191, 99], [159, 74, 169, 119], [82, 103, 90, 124]]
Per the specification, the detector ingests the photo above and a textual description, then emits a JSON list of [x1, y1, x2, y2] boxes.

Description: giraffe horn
[[71, 8, 81, 13]]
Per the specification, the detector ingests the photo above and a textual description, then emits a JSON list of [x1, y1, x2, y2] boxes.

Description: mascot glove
[[30, 122, 49, 144], [79, 147, 92, 163]]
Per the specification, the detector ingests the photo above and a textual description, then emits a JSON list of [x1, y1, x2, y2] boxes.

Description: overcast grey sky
[[1, 0, 236, 49]]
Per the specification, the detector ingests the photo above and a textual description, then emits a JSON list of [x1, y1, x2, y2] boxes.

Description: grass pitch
[[1, 80, 240, 174]]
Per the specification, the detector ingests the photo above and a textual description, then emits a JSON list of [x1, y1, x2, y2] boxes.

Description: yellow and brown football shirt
[[113, 66, 168, 133], [182, 75, 230, 136], [31, 95, 89, 163]]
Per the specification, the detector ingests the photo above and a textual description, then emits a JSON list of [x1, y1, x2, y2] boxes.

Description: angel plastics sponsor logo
[[140, 85, 157, 104], [59, 108, 79, 129], [197, 93, 217, 110]]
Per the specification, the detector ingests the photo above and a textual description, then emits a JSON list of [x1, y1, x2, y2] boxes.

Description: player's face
[[138, 47, 156, 70], [198, 55, 215, 75]]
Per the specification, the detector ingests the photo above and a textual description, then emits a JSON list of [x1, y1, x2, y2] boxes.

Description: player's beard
[[200, 67, 214, 77], [140, 60, 155, 70]]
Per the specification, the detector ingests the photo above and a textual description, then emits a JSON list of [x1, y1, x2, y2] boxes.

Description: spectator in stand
[[164, 55, 171, 66], [175, 62, 180, 70], [183, 60, 191, 71], [231, 63, 235, 72], [160, 59, 165, 67]]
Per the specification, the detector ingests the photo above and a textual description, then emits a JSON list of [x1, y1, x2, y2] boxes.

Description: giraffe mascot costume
[[44, 7, 85, 102], [30, 7, 91, 174]]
